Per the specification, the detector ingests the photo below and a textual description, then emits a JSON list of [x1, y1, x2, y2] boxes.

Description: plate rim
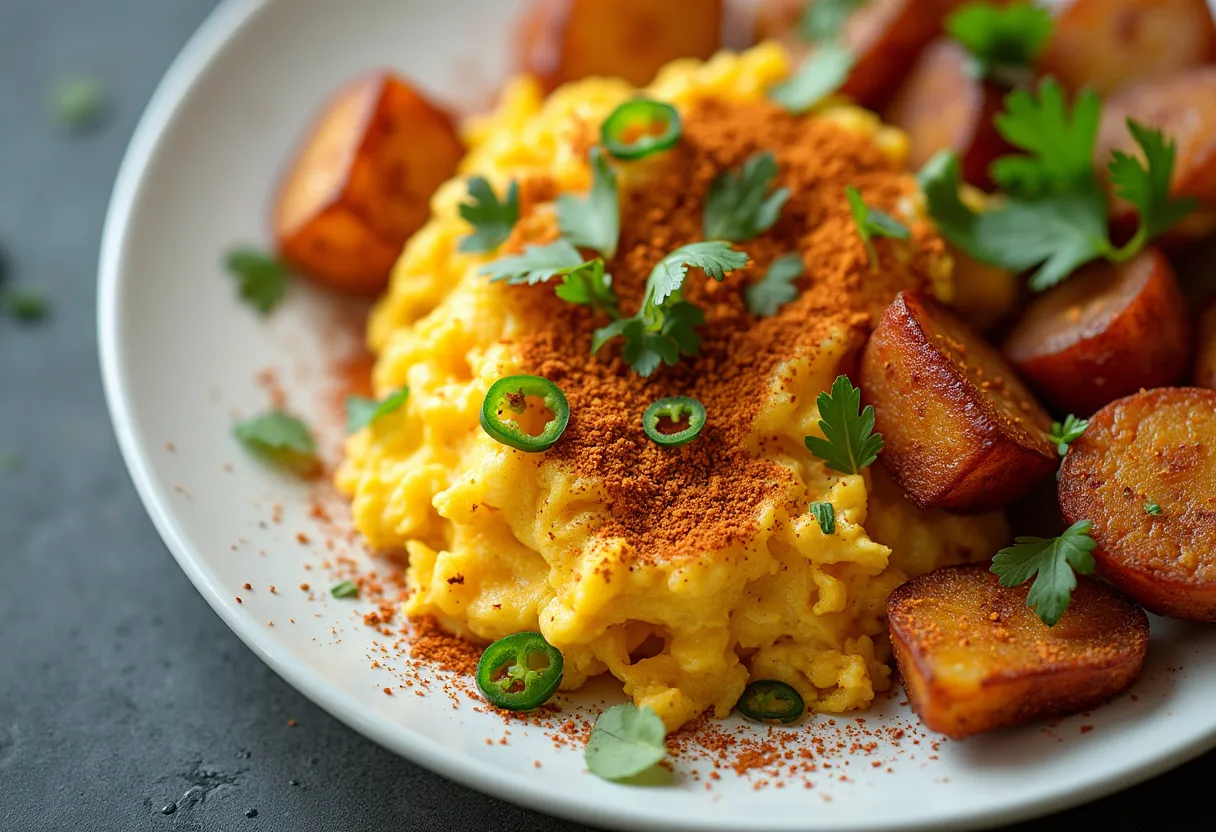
[[96, 1, 1216, 829]]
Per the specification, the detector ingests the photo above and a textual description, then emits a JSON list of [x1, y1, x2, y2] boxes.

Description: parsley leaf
[[810, 501, 836, 535], [4, 289, 50, 322], [553, 258, 620, 317], [1145, 502, 1163, 516], [800, 0, 866, 42], [804, 375, 884, 475], [346, 388, 409, 434], [584, 703, 668, 781], [703, 151, 791, 242], [990, 520, 1097, 626], [845, 186, 910, 269], [645, 241, 749, 307], [330, 580, 359, 599], [745, 253, 804, 317], [770, 42, 857, 115], [992, 80, 1101, 197], [233, 410, 318, 475], [1049, 414, 1089, 456], [481, 239, 585, 285], [224, 248, 290, 316], [946, 1, 1052, 84], [1108, 121, 1197, 256], [457, 177, 519, 253], [557, 147, 621, 259]]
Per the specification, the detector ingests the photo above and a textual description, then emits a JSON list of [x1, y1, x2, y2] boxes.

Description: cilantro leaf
[[745, 253, 804, 317], [845, 186, 910, 269], [992, 79, 1101, 197], [458, 177, 519, 253], [553, 258, 620, 317], [225, 249, 290, 316], [703, 151, 791, 242], [481, 239, 585, 285], [1145, 502, 1163, 516], [810, 501, 836, 535], [585, 703, 668, 781], [770, 42, 857, 115], [990, 520, 1097, 626], [346, 388, 409, 434], [804, 375, 883, 475], [800, 0, 866, 42], [918, 152, 986, 258], [645, 241, 749, 307], [1108, 121, 1197, 257], [1049, 414, 1089, 456], [330, 580, 359, 599], [233, 410, 318, 475], [946, 1, 1052, 84], [4, 289, 50, 322], [557, 147, 620, 259]]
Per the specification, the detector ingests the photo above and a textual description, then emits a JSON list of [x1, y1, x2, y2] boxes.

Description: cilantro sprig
[[458, 177, 519, 253], [800, 0, 866, 43], [585, 703, 668, 781], [703, 151, 791, 242], [921, 78, 1195, 291], [770, 42, 856, 115], [224, 249, 290, 316], [1049, 414, 1088, 456], [346, 388, 409, 434], [845, 186, 910, 269], [810, 501, 836, 535], [946, 1, 1052, 84], [804, 375, 884, 475], [593, 242, 747, 376], [990, 520, 1097, 626], [233, 410, 318, 475], [745, 253, 804, 317], [557, 147, 620, 259]]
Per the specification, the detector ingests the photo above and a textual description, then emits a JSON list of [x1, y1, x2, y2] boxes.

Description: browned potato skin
[[274, 72, 464, 294], [888, 564, 1149, 740], [1003, 249, 1191, 416], [884, 39, 1011, 190], [755, 0, 963, 108], [1060, 387, 1216, 621], [1195, 301, 1216, 389], [861, 291, 1057, 512], [517, 0, 722, 91], [1097, 67, 1216, 243], [1038, 0, 1216, 97]]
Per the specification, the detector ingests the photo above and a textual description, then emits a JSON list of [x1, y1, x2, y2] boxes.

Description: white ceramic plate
[[99, 1, 1216, 829]]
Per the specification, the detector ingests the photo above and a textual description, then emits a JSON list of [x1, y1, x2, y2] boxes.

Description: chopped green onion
[[330, 580, 359, 599]]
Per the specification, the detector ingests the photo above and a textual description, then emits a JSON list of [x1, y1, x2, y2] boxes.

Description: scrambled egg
[[337, 44, 1008, 731]]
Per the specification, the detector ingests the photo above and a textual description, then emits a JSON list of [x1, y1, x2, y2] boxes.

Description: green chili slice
[[642, 396, 706, 447], [737, 680, 805, 724], [601, 98, 682, 160], [476, 632, 564, 711], [480, 375, 570, 452]]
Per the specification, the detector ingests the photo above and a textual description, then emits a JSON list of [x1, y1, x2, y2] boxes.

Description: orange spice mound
[[504, 97, 945, 559], [409, 615, 483, 675]]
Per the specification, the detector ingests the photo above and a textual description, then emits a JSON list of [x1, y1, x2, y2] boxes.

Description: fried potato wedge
[[885, 39, 1009, 190], [1038, 0, 1216, 97], [755, 0, 958, 108], [1195, 301, 1216, 389], [517, 0, 722, 91], [888, 564, 1149, 740], [274, 72, 463, 294], [1096, 67, 1216, 242], [1003, 249, 1191, 416], [860, 291, 1056, 512], [1059, 387, 1216, 621]]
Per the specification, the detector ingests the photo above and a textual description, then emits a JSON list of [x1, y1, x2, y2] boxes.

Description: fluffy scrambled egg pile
[[337, 44, 1008, 731]]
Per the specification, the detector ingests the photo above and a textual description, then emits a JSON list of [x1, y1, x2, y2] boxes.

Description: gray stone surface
[[0, 0, 1210, 829]]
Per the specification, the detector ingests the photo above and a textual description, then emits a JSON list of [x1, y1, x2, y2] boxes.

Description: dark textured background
[[0, 1, 1209, 829]]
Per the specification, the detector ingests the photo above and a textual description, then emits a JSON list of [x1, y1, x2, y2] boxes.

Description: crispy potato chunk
[[517, 0, 722, 91], [946, 244, 1020, 334], [885, 39, 1009, 190], [755, 0, 959, 108], [1003, 249, 1191, 415], [1195, 301, 1216, 389], [274, 72, 463, 294], [861, 291, 1056, 512], [888, 564, 1149, 739], [1059, 387, 1216, 621], [1038, 0, 1216, 97], [1096, 67, 1216, 243]]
